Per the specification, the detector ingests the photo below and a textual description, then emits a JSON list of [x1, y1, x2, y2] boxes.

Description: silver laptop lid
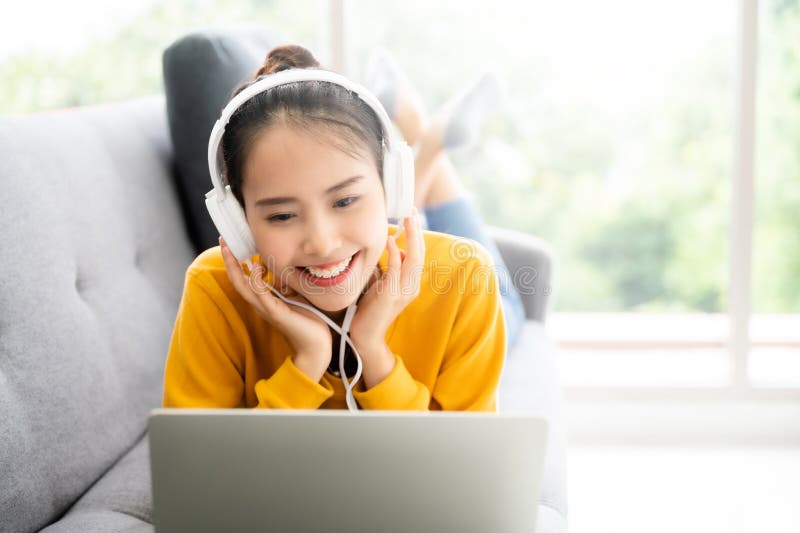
[[149, 409, 548, 533]]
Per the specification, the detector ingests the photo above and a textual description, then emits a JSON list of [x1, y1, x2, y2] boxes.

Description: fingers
[[386, 234, 402, 293], [219, 237, 249, 292], [219, 237, 276, 312], [399, 206, 424, 291]]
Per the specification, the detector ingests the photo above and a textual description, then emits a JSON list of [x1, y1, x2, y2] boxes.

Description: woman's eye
[[267, 213, 293, 223], [335, 196, 359, 208], [265, 197, 358, 223]]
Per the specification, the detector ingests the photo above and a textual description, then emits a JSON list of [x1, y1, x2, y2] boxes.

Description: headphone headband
[[204, 66, 414, 269], [207, 68, 398, 196]]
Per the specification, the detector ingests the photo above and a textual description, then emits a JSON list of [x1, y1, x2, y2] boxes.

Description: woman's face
[[241, 123, 388, 319]]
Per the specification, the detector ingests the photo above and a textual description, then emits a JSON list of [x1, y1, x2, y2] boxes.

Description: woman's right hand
[[219, 237, 332, 378]]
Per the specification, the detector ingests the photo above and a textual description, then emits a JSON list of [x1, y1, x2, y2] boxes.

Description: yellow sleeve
[[354, 257, 506, 412], [162, 270, 333, 409], [162, 270, 246, 407], [431, 259, 506, 411], [353, 355, 431, 410], [254, 357, 333, 409]]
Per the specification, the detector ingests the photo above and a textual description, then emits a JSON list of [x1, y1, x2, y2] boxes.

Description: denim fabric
[[418, 195, 526, 352]]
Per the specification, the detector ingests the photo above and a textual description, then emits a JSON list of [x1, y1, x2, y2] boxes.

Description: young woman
[[162, 45, 522, 411]]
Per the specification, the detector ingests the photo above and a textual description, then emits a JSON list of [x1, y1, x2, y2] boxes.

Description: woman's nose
[[302, 215, 342, 259]]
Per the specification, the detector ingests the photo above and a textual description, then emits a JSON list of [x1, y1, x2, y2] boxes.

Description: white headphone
[[206, 68, 414, 265], [205, 68, 415, 412]]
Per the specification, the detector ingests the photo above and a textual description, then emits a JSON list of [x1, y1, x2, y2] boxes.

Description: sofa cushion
[[39, 435, 153, 533], [38, 511, 152, 533], [163, 24, 281, 254], [0, 97, 194, 532]]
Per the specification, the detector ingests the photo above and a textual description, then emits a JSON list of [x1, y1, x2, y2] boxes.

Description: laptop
[[148, 408, 548, 533]]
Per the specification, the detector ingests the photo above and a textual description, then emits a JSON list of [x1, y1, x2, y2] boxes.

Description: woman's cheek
[[255, 239, 293, 278]]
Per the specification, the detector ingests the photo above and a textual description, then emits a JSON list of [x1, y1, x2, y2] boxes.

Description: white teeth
[[304, 254, 353, 278]]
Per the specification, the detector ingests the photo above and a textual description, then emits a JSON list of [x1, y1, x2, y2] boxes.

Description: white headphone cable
[[339, 302, 362, 411], [245, 259, 362, 412]]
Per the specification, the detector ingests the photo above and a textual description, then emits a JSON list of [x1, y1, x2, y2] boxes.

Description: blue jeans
[[416, 195, 526, 352]]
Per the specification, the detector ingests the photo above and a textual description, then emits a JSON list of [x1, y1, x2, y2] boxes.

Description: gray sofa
[[0, 96, 567, 531]]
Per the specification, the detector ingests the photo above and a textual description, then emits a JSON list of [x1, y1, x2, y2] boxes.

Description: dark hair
[[221, 44, 385, 211]]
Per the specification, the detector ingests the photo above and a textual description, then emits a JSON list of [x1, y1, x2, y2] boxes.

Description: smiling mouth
[[300, 251, 359, 277], [298, 250, 360, 286]]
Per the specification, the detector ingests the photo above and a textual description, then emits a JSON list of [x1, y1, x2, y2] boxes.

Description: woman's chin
[[309, 295, 354, 312], [300, 295, 356, 323]]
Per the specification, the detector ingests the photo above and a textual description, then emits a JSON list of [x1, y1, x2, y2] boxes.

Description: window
[[341, 0, 800, 395], [750, 0, 800, 386], [4, 0, 797, 396], [0, 0, 328, 114]]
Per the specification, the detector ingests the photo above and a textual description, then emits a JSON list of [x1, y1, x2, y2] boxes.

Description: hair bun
[[255, 44, 321, 78]]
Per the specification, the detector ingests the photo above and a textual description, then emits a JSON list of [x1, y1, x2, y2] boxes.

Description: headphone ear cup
[[205, 185, 258, 263], [383, 142, 415, 220]]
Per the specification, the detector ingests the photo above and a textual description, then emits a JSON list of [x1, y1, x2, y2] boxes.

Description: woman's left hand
[[348, 206, 425, 361]]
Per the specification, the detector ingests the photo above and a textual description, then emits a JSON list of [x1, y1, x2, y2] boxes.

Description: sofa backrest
[[0, 96, 195, 532]]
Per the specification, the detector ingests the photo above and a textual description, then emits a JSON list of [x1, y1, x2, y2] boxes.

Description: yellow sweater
[[162, 225, 506, 411]]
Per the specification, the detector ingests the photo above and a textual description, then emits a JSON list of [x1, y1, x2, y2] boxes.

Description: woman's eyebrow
[[323, 174, 364, 195], [254, 175, 364, 207]]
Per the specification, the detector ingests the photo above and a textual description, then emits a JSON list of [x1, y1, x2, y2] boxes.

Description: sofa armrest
[[499, 322, 569, 533], [486, 225, 558, 323]]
